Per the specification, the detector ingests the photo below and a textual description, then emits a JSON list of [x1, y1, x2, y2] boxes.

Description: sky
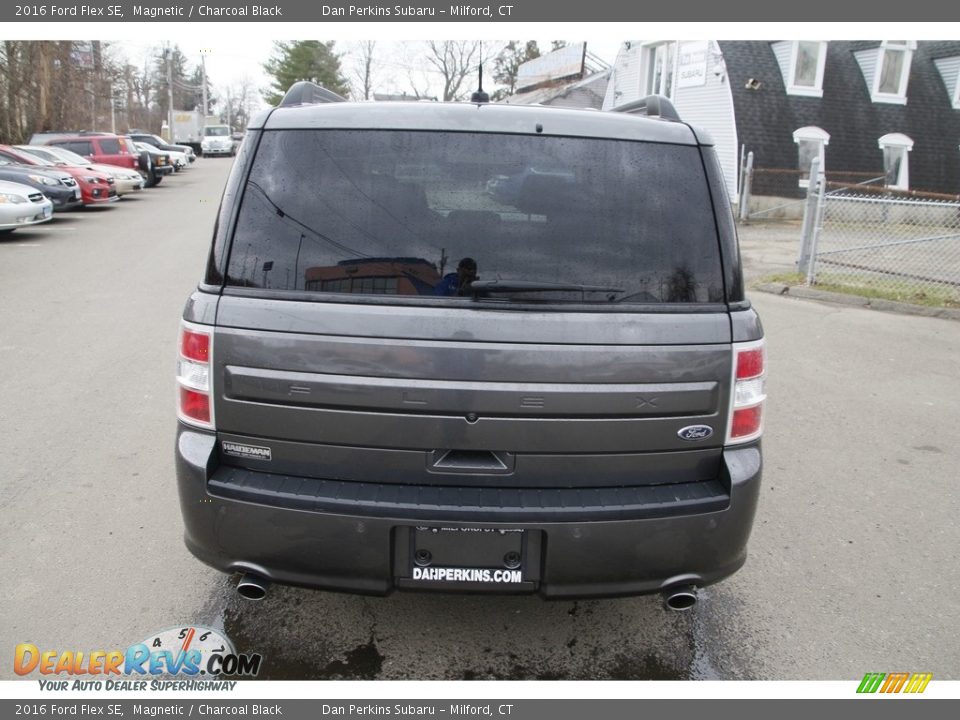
[[112, 38, 626, 110]]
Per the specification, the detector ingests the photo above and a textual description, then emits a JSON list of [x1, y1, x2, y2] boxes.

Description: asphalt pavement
[[2, 160, 958, 680]]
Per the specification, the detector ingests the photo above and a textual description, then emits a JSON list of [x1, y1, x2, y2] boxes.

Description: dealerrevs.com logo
[[15, 626, 262, 690]]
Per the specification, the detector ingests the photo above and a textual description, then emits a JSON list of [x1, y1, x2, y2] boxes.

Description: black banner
[[3, 0, 960, 22], [2, 700, 960, 720]]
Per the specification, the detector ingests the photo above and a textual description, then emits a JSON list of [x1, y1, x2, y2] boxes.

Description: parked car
[[175, 84, 766, 606], [126, 131, 197, 165], [0, 145, 118, 206], [131, 142, 175, 186], [16, 145, 144, 196], [0, 157, 83, 210], [200, 124, 234, 156], [0, 179, 54, 234], [40, 134, 140, 174]]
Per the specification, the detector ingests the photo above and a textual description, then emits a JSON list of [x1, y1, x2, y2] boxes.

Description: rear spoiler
[[609, 95, 681, 122]]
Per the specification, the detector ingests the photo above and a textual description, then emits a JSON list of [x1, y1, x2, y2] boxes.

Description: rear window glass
[[227, 130, 724, 304], [98, 138, 121, 154]]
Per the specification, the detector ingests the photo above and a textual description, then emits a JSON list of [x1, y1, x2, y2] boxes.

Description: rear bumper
[[175, 426, 762, 599]]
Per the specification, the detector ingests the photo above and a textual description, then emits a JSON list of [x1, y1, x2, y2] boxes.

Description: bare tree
[[220, 75, 259, 130], [348, 40, 378, 101], [422, 41, 500, 101]]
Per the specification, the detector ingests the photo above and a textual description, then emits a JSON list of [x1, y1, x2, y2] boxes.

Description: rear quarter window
[[225, 129, 725, 305], [98, 138, 121, 154]]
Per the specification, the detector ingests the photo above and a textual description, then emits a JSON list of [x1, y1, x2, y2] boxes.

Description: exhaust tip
[[662, 585, 697, 611], [237, 573, 270, 601]]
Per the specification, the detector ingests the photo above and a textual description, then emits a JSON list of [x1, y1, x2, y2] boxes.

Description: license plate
[[42, 207, 51, 218], [73, 189, 81, 199], [397, 527, 539, 589]]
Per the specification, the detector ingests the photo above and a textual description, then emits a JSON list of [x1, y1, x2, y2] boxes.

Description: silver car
[[0, 179, 53, 234]]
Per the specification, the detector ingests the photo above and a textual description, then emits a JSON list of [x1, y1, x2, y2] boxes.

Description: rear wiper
[[468, 280, 623, 299]]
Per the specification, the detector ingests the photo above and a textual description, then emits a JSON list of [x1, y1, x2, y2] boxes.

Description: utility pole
[[201, 53, 208, 119], [109, 82, 116, 133], [226, 88, 231, 131], [166, 48, 174, 142]]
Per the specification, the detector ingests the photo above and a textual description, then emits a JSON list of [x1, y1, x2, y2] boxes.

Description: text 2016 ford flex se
[[175, 83, 765, 608]]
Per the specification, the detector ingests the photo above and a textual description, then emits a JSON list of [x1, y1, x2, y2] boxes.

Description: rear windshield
[[226, 130, 724, 304], [205, 126, 230, 136]]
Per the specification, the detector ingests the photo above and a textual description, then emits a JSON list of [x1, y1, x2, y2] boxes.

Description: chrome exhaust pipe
[[662, 584, 697, 611], [236, 573, 270, 601]]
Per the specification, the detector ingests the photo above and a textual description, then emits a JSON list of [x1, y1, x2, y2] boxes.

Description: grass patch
[[763, 272, 806, 285], [756, 273, 960, 308]]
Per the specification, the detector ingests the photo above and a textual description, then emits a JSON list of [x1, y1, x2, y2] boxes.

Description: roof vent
[[280, 81, 347, 107], [609, 94, 681, 122]]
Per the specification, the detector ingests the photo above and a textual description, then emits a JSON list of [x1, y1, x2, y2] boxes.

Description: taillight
[[177, 321, 214, 429], [727, 339, 765, 444]]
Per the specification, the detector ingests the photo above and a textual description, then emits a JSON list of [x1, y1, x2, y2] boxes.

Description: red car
[[0, 145, 118, 206], [40, 134, 140, 172]]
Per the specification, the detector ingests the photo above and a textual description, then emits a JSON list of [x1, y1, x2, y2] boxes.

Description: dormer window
[[771, 41, 827, 97], [872, 41, 915, 104], [932, 56, 960, 110]]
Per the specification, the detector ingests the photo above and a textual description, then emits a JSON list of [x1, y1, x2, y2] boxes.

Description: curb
[[753, 283, 960, 321]]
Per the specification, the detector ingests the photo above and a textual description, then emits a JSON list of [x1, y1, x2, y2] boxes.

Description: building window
[[793, 126, 830, 188], [789, 41, 827, 97], [878, 133, 914, 190], [872, 41, 915, 104], [642, 42, 677, 98]]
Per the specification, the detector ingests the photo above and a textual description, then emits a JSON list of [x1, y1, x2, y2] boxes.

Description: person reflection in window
[[433, 257, 478, 296]]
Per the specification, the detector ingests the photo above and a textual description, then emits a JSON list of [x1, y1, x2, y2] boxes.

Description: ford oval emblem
[[678, 425, 714, 441]]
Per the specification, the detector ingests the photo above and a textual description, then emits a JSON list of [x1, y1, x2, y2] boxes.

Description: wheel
[[0, 228, 15, 236]]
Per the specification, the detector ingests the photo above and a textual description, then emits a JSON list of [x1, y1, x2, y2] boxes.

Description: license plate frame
[[394, 526, 541, 592]]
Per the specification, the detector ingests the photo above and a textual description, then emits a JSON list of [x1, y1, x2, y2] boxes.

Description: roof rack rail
[[280, 81, 347, 107], [610, 95, 681, 122]]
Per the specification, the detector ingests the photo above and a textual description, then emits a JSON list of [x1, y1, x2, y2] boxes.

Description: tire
[[0, 228, 15, 236]]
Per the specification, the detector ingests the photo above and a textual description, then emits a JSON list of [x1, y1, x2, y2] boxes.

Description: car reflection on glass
[[486, 167, 576, 210]]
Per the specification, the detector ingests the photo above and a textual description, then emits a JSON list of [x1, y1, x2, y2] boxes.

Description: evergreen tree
[[262, 41, 348, 105]]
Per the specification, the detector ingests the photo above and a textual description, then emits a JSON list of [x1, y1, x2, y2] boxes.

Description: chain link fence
[[737, 151, 886, 222], [810, 191, 960, 305], [738, 152, 960, 306]]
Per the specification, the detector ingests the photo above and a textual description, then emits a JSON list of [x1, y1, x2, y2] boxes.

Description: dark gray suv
[[176, 82, 765, 608]]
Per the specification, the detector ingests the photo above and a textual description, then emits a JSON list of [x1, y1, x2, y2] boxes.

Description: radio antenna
[[471, 44, 490, 103]]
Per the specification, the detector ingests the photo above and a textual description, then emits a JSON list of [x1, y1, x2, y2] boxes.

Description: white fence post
[[797, 156, 821, 279], [738, 151, 754, 223]]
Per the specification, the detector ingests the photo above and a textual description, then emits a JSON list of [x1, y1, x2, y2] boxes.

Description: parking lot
[[2, 158, 959, 680]]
